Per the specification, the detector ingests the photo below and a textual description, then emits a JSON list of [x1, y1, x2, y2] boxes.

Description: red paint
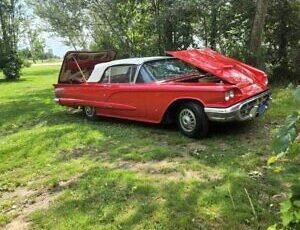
[[54, 49, 269, 124], [166, 49, 268, 92]]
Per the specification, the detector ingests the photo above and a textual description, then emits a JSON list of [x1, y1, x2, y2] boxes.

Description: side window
[[136, 67, 155, 83], [101, 65, 136, 84], [100, 68, 110, 83]]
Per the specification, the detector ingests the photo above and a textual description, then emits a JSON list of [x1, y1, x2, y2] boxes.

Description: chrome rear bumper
[[204, 90, 271, 122], [54, 98, 60, 104]]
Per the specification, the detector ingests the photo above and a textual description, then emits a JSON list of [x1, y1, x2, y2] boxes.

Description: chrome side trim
[[204, 90, 271, 122]]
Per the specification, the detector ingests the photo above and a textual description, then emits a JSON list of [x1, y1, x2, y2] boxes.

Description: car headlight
[[225, 90, 235, 101], [265, 78, 268, 86]]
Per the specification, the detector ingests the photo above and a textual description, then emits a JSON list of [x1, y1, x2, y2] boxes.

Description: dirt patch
[[58, 147, 106, 161], [0, 187, 35, 201], [104, 159, 222, 183], [148, 169, 221, 182], [185, 142, 208, 151], [4, 192, 57, 230], [184, 142, 210, 159], [3, 175, 80, 230], [117, 159, 177, 171], [219, 143, 231, 151]]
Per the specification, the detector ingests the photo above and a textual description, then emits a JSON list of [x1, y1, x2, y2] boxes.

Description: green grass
[[0, 65, 299, 229]]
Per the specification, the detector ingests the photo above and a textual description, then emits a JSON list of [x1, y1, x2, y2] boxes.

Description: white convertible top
[[88, 56, 171, 82]]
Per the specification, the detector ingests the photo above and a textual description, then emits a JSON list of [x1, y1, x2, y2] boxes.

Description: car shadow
[[77, 112, 256, 139]]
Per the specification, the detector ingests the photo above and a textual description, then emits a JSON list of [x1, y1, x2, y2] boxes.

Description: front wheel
[[177, 102, 209, 138], [84, 106, 98, 121]]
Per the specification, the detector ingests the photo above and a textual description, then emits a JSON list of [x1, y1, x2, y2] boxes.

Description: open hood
[[58, 50, 116, 83], [166, 49, 268, 89]]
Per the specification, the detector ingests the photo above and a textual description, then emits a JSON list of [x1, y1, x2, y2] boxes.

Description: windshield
[[142, 58, 200, 81]]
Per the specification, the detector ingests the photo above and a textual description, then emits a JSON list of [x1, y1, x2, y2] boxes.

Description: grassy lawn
[[0, 65, 299, 229]]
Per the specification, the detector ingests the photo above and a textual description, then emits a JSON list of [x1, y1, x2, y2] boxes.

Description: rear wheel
[[177, 102, 209, 138], [84, 106, 98, 121]]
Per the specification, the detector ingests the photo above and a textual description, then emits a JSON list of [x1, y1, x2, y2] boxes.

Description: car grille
[[240, 93, 271, 118]]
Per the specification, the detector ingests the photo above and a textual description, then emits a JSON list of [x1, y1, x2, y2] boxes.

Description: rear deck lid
[[166, 49, 267, 89], [58, 50, 116, 83]]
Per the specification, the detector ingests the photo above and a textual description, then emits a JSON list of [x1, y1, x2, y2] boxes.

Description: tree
[[28, 0, 299, 83], [249, 0, 268, 68], [209, 0, 219, 50], [23, 18, 45, 63], [31, 0, 90, 50], [0, 0, 22, 80], [0, 38, 5, 69], [265, 0, 300, 83], [159, 0, 195, 51]]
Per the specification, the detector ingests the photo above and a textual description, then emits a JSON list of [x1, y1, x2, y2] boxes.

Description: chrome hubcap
[[85, 106, 95, 117], [179, 109, 197, 132]]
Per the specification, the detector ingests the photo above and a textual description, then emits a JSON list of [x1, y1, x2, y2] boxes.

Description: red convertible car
[[54, 49, 271, 138]]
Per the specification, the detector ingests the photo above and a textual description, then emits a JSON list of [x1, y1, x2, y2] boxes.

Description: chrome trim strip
[[204, 90, 271, 122]]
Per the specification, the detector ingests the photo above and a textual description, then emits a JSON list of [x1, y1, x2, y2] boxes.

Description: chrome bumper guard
[[204, 90, 271, 122]]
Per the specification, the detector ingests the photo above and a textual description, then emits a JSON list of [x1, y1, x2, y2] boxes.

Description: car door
[[98, 65, 147, 119]]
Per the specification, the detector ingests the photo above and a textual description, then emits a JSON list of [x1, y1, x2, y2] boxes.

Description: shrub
[[22, 59, 32, 68], [2, 52, 23, 80]]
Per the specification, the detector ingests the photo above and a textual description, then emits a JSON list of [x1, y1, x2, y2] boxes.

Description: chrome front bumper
[[204, 90, 271, 122]]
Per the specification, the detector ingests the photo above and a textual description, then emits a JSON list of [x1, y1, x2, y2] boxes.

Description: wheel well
[[161, 99, 204, 124]]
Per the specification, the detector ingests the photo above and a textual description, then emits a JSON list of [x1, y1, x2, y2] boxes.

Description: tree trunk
[[164, 17, 173, 50], [203, 16, 208, 47], [209, 1, 218, 50], [278, 0, 289, 67], [151, 0, 163, 55], [249, 0, 268, 67], [0, 0, 21, 80], [0, 1, 9, 44]]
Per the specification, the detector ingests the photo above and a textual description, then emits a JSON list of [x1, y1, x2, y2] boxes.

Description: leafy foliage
[[29, 0, 299, 83], [265, 0, 300, 83], [30, 0, 90, 50], [2, 52, 22, 79], [22, 18, 46, 63], [280, 186, 300, 228], [295, 86, 300, 103], [0, 0, 23, 80], [268, 85, 300, 229], [271, 112, 299, 155]]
